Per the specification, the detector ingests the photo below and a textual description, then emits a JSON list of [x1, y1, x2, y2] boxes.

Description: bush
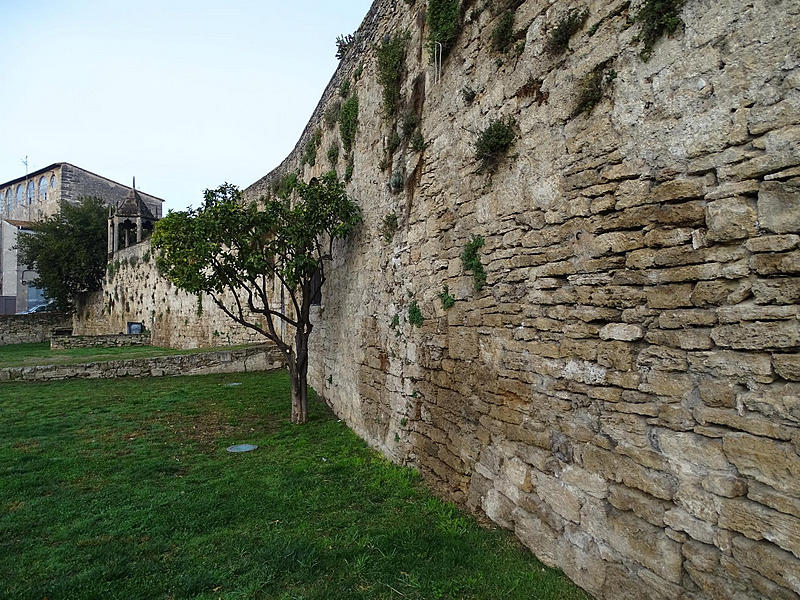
[[461, 86, 477, 103], [274, 172, 298, 200], [461, 235, 487, 291], [344, 157, 355, 182], [301, 128, 323, 167], [335, 33, 355, 60], [410, 131, 426, 152], [408, 301, 424, 327], [474, 117, 516, 171], [635, 0, 686, 61], [546, 7, 589, 55], [377, 32, 409, 117], [401, 111, 419, 138], [324, 100, 341, 129], [438, 285, 455, 310], [381, 213, 399, 243], [427, 0, 461, 60], [492, 10, 515, 52], [388, 130, 402, 154], [389, 170, 405, 193], [572, 63, 616, 117], [339, 94, 359, 153], [328, 142, 340, 165]]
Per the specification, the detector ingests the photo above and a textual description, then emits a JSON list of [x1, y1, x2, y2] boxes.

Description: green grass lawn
[[0, 371, 588, 600], [0, 342, 254, 369]]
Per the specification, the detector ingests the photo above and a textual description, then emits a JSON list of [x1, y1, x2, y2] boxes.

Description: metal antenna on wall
[[434, 42, 443, 85]]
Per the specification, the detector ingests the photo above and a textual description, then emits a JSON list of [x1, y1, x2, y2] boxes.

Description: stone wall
[[0, 344, 284, 383], [0, 312, 72, 345], [74, 241, 271, 349], [244, 1, 800, 598], [50, 332, 151, 350]]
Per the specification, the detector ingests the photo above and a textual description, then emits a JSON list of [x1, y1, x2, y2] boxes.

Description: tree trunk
[[289, 332, 309, 424]]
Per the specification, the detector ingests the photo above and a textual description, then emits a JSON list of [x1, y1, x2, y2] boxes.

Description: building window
[[26, 181, 35, 205], [38, 176, 47, 203], [16, 185, 23, 206], [50, 174, 57, 188], [3, 190, 10, 213]]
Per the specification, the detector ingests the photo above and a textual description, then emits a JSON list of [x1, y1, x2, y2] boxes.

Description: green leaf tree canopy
[[152, 172, 361, 424], [17, 196, 108, 311]]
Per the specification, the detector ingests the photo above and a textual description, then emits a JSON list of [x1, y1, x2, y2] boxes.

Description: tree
[[17, 196, 108, 311], [152, 172, 361, 424]]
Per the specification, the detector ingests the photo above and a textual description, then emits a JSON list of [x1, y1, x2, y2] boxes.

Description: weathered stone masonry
[[75, 241, 269, 349], [71, 0, 800, 597], [244, 1, 800, 598]]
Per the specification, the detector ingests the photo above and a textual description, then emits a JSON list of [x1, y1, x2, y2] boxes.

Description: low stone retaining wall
[[0, 345, 285, 383], [50, 332, 151, 350], [0, 313, 72, 345]]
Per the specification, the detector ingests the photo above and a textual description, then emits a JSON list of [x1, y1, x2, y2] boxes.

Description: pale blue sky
[[0, 0, 373, 212]]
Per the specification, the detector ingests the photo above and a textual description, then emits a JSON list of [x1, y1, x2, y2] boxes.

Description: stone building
[[0, 163, 163, 313]]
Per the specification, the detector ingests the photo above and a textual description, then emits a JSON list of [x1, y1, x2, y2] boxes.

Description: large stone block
[[758, 180, 800, 234], [656, 429, 731, 473], [711, 320, 800, 350], [718, 497, 800, 558], [705, 196, 758, 241], [722, 433, 800, 497], [731, 535, 800, 595]]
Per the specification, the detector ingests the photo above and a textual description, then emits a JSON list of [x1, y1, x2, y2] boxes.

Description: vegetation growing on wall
[[344, 157, 355, 182], [401, 111, 419, 139], [301, 128, 323, 167], [474, 117, 516, 171], [389, 170, 405, 193], [335, 33, 355, 60], [572, 62, 616, 117], [274, 172, 298, 200], [427, 0, 461, 60], [462, 235, 487, 291], [408, 301, 424, 327], [339, 94, 359, 153], [439, 285, 455, 310], [546, 7, 589, 55], [376, 32, 409, 117], [381, 213, 399, 243], [324, 100, 341, 129], [635, 0, 686, 61], [492, 10, 516, 52], [388, 130, 402, 155], [328, 142, 340, 165], [461, 86, 477, 103], [106, 260, 120, 283], [410, 131, 426, 152]]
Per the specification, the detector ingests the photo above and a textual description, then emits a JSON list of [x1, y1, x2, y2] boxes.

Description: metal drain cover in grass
[[226, 444, 258, 453]]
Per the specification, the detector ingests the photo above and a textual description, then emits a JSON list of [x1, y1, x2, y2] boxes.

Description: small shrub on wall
[[462, 235, 487, 291], [474, 118, 516, 171], [635, 0, 686, 61], [339, 94, 359, 153], [546, 7, 589, 55], [427, 0, 461, 60], [376, 32, 409, 117]]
